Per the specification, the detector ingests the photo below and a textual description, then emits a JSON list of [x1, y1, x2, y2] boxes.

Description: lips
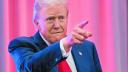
[[50, 31, 64, 34]]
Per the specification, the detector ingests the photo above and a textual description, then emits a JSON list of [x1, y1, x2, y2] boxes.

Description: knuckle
[[81, 36, 84, 40]]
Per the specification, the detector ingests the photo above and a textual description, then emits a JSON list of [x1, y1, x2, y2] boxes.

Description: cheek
[[39, 24, 45, 31], [40, 24, 53, 36], [38, 23, 48, 34], [45, 24, 52, 31], [62, 22, 67, 31]]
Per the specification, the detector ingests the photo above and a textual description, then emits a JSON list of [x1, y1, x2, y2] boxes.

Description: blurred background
[[0, 0, 127, 72]]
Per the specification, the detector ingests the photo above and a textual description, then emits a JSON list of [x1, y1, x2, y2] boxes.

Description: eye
[[46, 17, 55, 22], [58, 16, 65, 20]]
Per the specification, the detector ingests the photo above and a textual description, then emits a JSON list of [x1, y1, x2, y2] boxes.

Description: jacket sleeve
[[92, 43, 102, 72], [8, 38, 63, 72]]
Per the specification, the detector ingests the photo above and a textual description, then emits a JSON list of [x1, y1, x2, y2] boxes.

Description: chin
[[47, 32, 66, 43], [50, 39, 61, 44], [50, 35, 65, 43], [54, 36, 64, 41]]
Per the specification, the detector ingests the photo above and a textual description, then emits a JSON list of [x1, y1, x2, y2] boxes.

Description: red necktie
[[58, 59, 72, 72]]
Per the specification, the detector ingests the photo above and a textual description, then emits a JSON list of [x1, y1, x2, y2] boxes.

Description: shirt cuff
[[60, 38, 71, 58]]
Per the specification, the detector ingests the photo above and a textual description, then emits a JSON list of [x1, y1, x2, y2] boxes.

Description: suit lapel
[[71, 44, 87, 72], [33, 31, 48, 50]]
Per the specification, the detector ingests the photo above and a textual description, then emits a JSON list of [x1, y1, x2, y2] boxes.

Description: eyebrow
[[46, 16, 55, 20]]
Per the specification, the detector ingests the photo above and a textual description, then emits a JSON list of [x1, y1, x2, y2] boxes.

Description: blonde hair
[[33, 0, 68, 22]]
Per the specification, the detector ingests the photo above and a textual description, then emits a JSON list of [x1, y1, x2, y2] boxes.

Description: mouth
[[50, 31, 64, 34]]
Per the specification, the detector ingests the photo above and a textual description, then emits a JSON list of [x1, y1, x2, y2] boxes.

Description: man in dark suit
[[8, 0, 102, 72]]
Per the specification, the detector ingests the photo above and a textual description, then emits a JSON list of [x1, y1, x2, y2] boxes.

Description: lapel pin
[[79, 51, 82, 56]]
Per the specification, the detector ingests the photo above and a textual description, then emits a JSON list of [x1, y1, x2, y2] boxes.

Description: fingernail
[[88, 34, 92, 37], [87, 32, 92, 37]]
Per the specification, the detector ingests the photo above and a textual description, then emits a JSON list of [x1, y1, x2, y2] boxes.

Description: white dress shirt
[[39, 32, 77, 72]]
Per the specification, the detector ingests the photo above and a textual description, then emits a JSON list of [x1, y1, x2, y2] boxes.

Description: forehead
[[39, 4, 68, 17]]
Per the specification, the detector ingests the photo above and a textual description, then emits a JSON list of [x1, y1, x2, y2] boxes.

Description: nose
[[54, 19, 61, 29]]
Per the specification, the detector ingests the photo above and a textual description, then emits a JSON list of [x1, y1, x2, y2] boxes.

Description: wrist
[[62, 37, 72, 52]]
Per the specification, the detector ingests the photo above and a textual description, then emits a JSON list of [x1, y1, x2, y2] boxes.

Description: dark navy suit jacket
[[8, 32, 102, 72]]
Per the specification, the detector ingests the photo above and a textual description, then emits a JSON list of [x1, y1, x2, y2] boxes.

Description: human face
[[36, 4, 68, 44]]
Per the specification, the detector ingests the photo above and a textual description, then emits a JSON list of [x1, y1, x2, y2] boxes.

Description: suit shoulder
[[83, 40, 95, 46], [73, 40, 95, 50], [81, 40, 96, 50], [8, 36, 35, 52]]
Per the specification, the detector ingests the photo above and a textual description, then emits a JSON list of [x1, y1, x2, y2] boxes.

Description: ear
[[34, 19, 38, 26], [34, 19, 40, 31]]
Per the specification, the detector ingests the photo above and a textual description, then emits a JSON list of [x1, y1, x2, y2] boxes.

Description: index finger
[[78, 20, 88, 28]]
